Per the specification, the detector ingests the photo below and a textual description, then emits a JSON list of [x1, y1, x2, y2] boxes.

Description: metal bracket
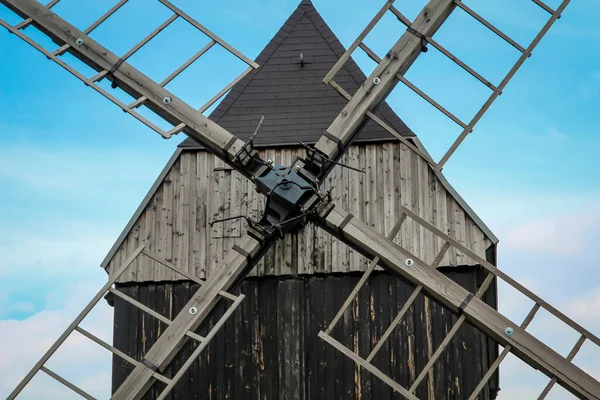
[[406, 26, 428, 52], [458, 292, 474, 315], [107, 57, 127, 88], [141, 358, 159, 372], [323, 131, 343, 153], [337, 213, 354, 237], [232, 244, 252, 266]]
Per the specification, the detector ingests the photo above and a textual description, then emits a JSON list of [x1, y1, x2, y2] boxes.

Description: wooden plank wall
[[106, 143, 492, 283], [111, 270, 497, 400]]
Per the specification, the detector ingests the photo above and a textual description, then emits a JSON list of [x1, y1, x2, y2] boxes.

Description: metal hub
[[254, 160, 324, 234]]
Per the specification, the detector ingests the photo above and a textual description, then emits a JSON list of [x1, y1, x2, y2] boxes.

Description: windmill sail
[[1, 0, 598, 399]]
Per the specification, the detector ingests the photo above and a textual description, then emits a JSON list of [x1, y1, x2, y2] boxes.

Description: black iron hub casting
[[253, 159, 326, 235], [221, 140, 333, 239]]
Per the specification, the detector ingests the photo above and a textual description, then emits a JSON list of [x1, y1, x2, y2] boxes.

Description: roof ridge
[[180, 0, 415, 150], [208, 1, 311, 124], [302, 4, 411, 142]]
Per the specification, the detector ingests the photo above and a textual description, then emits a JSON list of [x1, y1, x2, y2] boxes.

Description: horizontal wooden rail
[[439, 0, 572, 167], [358, 42, 470, 130], [129, 40, 217, 110], [156, 294, 245, 400], [5, 245, 145, 400], [391, 7, 497, 91], [1, 0, 259, 166], [366, 285, 422, 363], [409, 273, 494, 393], [539, 334, 588, 399], [532, 0, 556, 15], [326, 78, 441, 171], [53, 0, 130, 57], [0, 19, 171, 137], [366, 241, 450, 364], [74, 326, 173, 385], [468, 302, 541, 399], [198, 65, 253, 113], [319, 331, 419, 400], [75, 326, 138, 366], [40, 366, 96, 400], [157, 0, 259, 69], [119, 14, 178, 63], [454, 0, 526, 53], [389, 5, 411, 26], [398, 204, 600, 348], [140, 250, 239, 301], [109, 287, 207, 343], [323, 0, 396, 83], [326, 213, 406, 334], [13, 0, 60, 30], [318, 208, 600, 399]]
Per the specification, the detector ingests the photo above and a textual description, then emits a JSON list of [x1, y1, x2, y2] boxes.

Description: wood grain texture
[[112, 270, 496, 399], [321, 207, 600, 400], [106, 143, 491, 283]]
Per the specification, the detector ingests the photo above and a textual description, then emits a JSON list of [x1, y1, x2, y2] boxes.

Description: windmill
[[1, 0, 599, 399]]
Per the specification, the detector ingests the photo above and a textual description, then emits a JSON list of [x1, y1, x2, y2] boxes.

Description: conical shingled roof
[[180, 0, 415, 149]]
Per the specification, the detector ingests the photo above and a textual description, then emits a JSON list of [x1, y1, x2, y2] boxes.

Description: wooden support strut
[[6, 245, 145, 400], [325, 212, 407, 334], [313, 0, 457, 172], [0, 0, 259, 178], [111, 234, 274, 400], [315, 208, 600, 400]]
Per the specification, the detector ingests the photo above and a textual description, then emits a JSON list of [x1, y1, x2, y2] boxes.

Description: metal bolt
[[189, 306, 198, 315], [162, 97, 172, 105], [372, 77, 381, 85], [267, 159, 273, 164], [504, 327, 514, 336], [75, 38, 84, 46], [295, 165, 301, 171], [405, 258, 414, 267]]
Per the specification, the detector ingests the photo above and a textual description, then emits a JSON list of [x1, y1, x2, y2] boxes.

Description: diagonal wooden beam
[[313, 0, 456, 174], [313, 208, 600, 400], [0, 0, 259, 177], [112, 233, 274, 400]]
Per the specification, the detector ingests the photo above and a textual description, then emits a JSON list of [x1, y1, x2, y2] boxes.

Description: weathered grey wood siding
[[106, 143, 492, 283], [111, 270, 497, 399]]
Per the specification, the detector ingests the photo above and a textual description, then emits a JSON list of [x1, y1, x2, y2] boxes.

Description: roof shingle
[[180, 0, 415, 149]]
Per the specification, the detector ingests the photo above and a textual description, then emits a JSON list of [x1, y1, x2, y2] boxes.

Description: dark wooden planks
[[112, 268, 495, 399]]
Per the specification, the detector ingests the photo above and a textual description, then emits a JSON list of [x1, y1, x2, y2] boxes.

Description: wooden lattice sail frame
[[1, 0, 599, 399]]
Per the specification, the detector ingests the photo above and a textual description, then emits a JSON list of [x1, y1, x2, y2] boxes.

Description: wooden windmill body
[[102, 2, 498, 398], [2, 0, 600, 399]]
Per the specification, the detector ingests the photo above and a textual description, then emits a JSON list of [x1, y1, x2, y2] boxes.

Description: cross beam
[[314, 208, 600, 400], [3, 0, 597, 398], [0, 0, 260, 178], [112, 233, 273, 400], [310, 0, 455, 177]]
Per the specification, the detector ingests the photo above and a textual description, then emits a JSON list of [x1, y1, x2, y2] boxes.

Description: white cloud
[[0, 281, 112, 400], [0, 228, 114, 273], [569, 288, 600, 318], [502, 211, 599, 255]]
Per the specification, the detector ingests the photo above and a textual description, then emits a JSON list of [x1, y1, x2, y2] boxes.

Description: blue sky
[[0, 0, 599, 398]]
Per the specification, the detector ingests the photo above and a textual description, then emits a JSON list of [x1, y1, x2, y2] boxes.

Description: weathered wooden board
[[111, 270, 497, 399], [106, 143, 492, 283]]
